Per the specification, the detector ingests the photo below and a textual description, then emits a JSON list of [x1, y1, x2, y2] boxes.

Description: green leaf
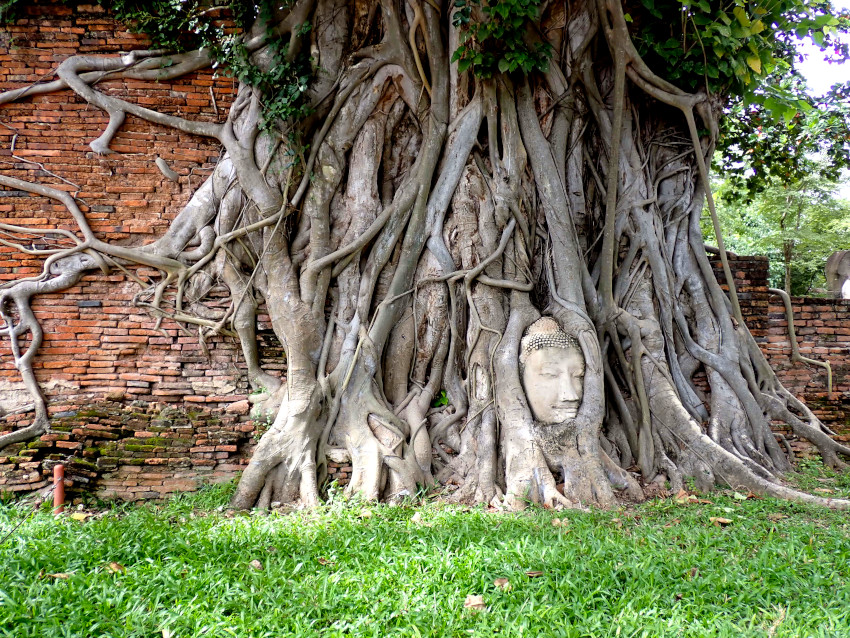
[[746, 55, 761, 74], [498, 58, 510, 73], [733, 6, 751, 27]]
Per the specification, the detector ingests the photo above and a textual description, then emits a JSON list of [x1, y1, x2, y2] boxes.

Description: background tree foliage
[[706, 171, 850, 294]]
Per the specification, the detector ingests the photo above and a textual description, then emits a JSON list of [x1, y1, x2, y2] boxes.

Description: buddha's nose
[[559, 377, 581, 402]]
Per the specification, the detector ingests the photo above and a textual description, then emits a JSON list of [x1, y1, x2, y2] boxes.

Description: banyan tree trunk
[[2, 0, 849, 510]]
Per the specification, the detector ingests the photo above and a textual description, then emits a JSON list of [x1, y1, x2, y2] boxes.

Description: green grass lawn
[[1, 464, 849, 638]]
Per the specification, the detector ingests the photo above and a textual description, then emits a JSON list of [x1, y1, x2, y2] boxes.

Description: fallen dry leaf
[[674, 490, 698, 505], [317, 557, 334, 565], [663, 518, 681, 529], [249, 559, 263, 571], [814, 488, 833, 494], [525, 570, 544, 578], [70, 512, 89, 522], [687, 567, 699, 580], [106, 562, 125, 574], [732, 491, 748, 501], [410, 512, 432, 527], [767, 512, 787, 521], [47, 573, 70, 579], [551, 518, 568, 527], [493, 578, 511, 590], [767, 606, 787, 637], [359, 509, 373, 519], [709, 516, 733, 527], [464, 594, 486, 611]]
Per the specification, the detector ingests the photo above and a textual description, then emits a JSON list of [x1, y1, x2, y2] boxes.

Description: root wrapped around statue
[[2, 0, 849, 510]]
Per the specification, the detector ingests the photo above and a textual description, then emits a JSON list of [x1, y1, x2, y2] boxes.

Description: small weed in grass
[[1, 475, 849, 637]]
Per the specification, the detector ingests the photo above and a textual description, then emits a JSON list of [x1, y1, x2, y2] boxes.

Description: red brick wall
[[0, 0, 245, 404], [0, 1, 263, 499]]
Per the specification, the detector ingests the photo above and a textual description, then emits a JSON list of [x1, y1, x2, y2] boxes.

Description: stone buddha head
[[519, 317, 585, 424]]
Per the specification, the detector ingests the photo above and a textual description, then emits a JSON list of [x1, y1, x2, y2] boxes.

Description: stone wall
[[1, 3, 848, 501]]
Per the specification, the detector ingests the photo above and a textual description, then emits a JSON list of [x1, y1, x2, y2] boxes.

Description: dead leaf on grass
[[70, 512, 89, 522], [663, 518, 681, 528], [709, 516, 733, 527], [767, 606, 787, 637], [47, 573, 70, 579], [525, 570, 544, 578], [767, 513, 787, 522], [359, 509, 373, 519], [317, 557, 334, 565], [249, 559, 263, 571], [105, 562, 125, 574], [464, 594, 486, 611], [493, 577, 511, 590], [675, 489, 699, 505], [551, 518, 568, 527], [410, 512, 432, 526], [814, 488, 833, 494]]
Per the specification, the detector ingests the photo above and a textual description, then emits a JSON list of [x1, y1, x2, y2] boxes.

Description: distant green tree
[[711, 65, 850, 296], [706, 172, 850, 294]]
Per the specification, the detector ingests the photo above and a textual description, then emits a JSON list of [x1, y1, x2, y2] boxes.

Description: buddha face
[[522, 346, 585, 424]]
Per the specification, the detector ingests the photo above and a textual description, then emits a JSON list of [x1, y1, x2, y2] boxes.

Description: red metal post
[[53, 464, 65, 515]]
